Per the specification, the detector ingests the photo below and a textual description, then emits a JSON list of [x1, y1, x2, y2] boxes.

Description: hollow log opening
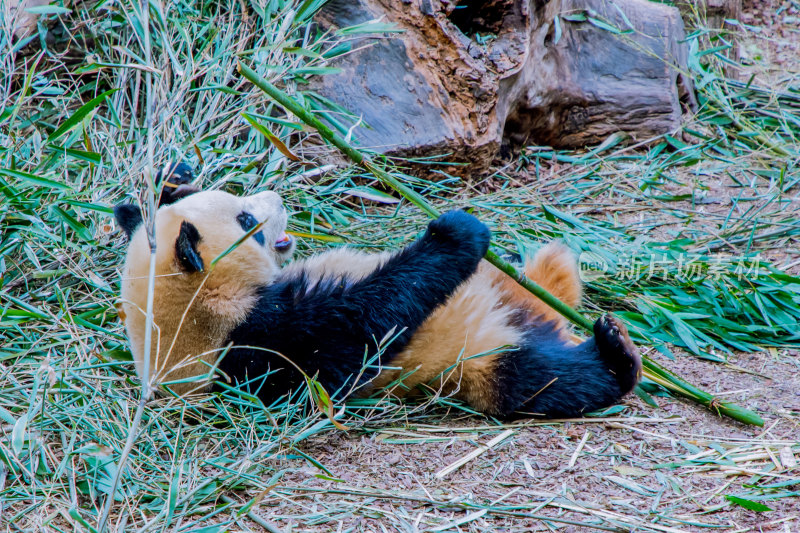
[[447, 0, 516, 37]]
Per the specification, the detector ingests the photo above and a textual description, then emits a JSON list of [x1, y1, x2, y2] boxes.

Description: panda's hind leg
[[493, 242, 581, 328], [491, 314, 642, 418]]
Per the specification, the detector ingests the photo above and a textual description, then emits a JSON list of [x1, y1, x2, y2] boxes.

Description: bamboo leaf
[[337, 20, 403, 35], [0, 168, 71, 190], [11, 414, 28, 455], [725, 495, 773, 512], [285, 230, 346, 243], [50, 206, 94, 242], [25, 5, 70, 14], [343, 186, 400, 204], [46, 89, 118, 145], [242, 112, 301, 161]]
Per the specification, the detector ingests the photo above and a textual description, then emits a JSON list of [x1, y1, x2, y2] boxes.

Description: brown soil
[[249, 348, 798, 532]]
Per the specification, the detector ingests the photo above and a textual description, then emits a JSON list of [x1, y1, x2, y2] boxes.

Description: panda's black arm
[[221, 210, 490, 403]]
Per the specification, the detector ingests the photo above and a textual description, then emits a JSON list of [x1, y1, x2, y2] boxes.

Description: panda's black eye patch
[[236, 211, 266, 246]]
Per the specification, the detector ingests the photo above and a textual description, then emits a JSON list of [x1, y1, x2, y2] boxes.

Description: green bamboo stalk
[[237, 61, 765, 427]]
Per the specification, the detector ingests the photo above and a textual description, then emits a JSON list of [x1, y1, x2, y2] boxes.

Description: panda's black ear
[[114, 204, 143, 240], [158, 162, 200, 207], [175, 221, 204, 272]]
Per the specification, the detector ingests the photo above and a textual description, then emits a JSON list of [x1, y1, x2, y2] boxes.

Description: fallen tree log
[[312, 0, 695, 173]]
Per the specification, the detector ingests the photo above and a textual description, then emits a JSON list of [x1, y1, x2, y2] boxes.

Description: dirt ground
[[258, 349, 799, 532]]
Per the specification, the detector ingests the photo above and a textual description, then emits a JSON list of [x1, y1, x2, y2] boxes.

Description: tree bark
[[311, 0, 694, 174]]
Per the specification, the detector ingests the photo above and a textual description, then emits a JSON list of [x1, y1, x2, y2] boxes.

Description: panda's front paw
[[426, 210, 490, 259], [594, 314, 642, 395], [158, 162, 200, 206]]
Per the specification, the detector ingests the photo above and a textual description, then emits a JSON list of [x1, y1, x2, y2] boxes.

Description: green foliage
[[724, 495, 774, 512]]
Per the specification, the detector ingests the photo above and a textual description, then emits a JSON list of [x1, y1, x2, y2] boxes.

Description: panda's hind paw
[[593, 314, 642, 395]]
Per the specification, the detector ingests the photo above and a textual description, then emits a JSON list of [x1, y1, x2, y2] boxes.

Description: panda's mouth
[[274, 232, 293, 251]]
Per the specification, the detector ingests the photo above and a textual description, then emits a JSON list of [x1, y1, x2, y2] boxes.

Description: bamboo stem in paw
[[237, 61, 765, 428]]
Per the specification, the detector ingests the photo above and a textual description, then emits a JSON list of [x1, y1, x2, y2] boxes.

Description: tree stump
[[676, 0, 742, 77], [676, 0, 741, 29], [312, 0, 694, 174]]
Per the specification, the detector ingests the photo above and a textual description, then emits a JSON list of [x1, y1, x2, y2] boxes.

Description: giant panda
[[114, 168, 641, 418]]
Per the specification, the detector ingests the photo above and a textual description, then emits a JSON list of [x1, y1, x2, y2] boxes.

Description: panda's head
[[115, 188, 294, 394]]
